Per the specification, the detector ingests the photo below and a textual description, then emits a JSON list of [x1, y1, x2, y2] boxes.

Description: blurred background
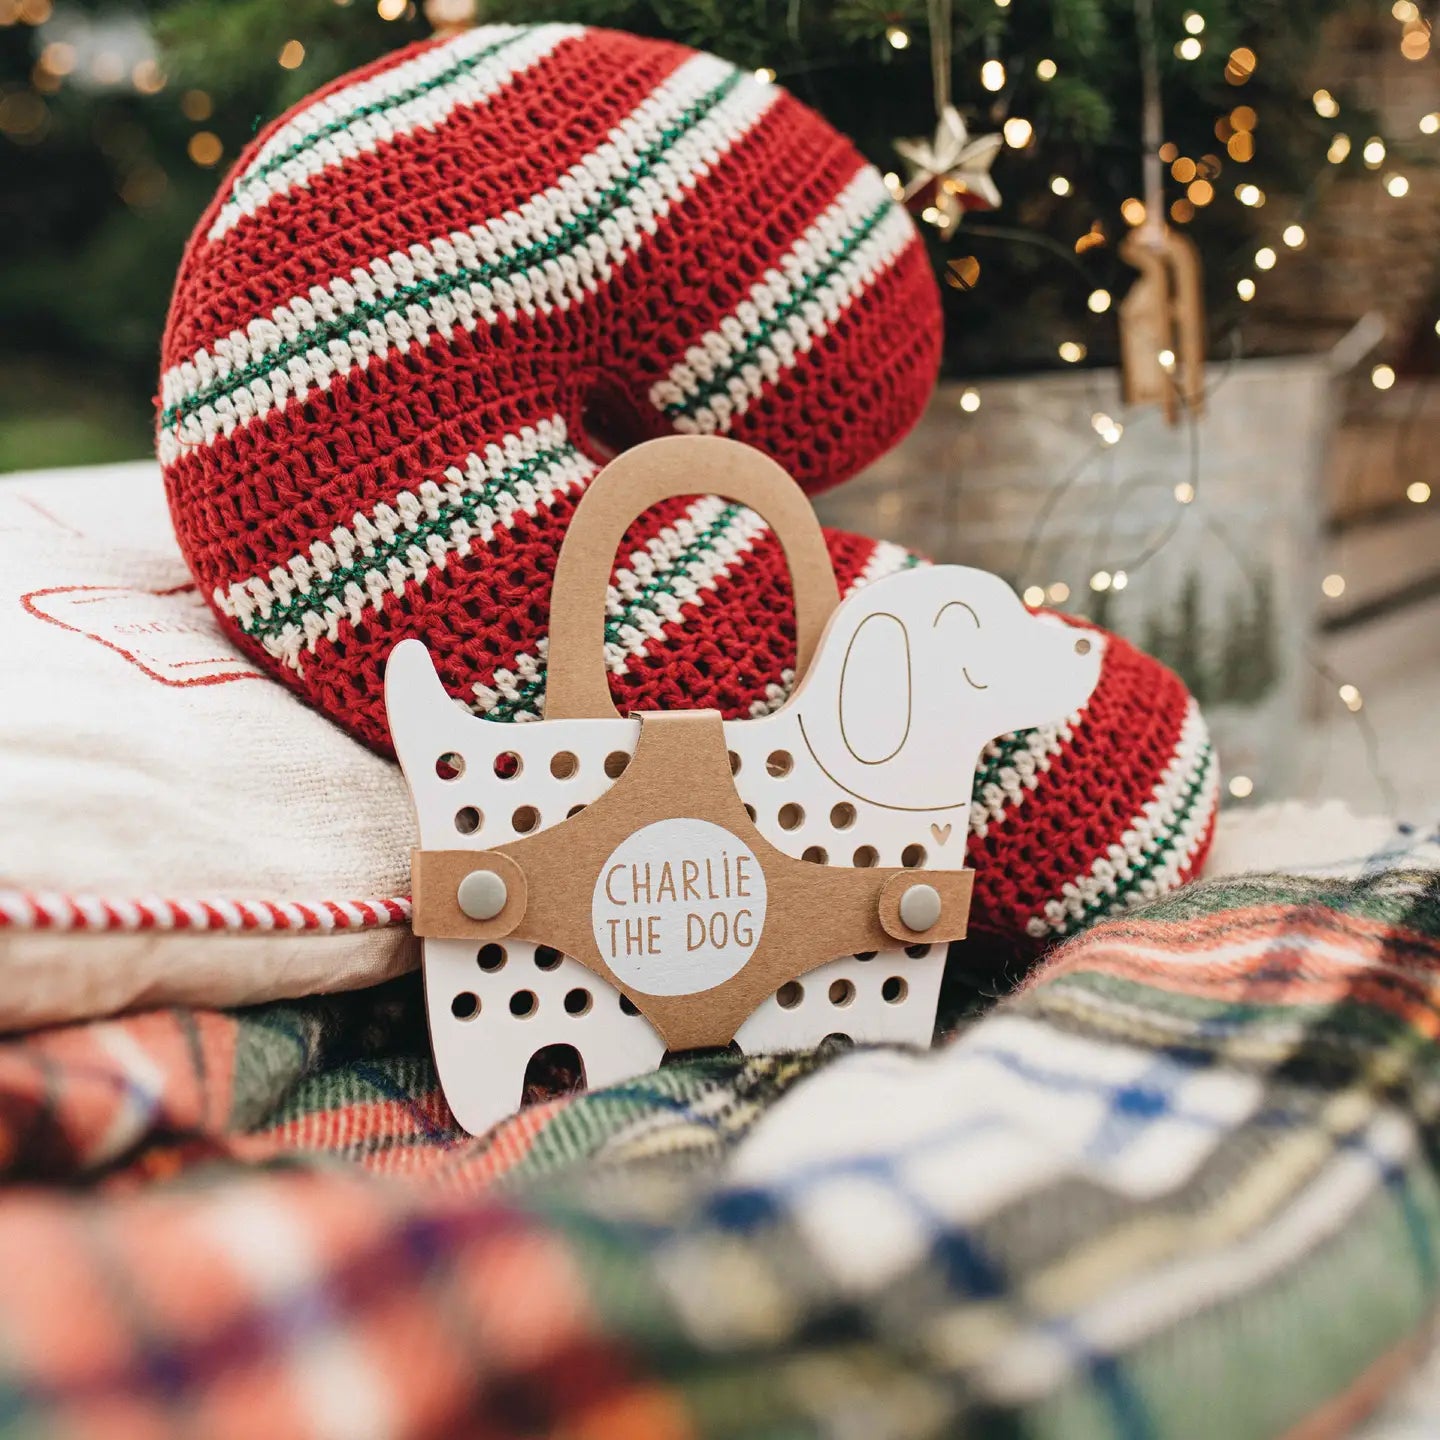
[[2, 0, 1436, 815]]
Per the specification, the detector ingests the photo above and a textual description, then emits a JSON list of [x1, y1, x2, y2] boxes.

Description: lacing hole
[[728, 750, 741, 775], [436, 752, 464, 780], [604, 751, 630, 779], [830, 803, 856, 829], [901, 843, 928, 868], [779, 803, 804, 831], [828, 979, 856, 1007], [512, 805, 540, 834], [776, 981, 803, 1009], [550, 751, 578, 779], [493, 751, 523, 780], [619, 994, 640, 1016], [509, 990, 537, 1018], [854, 951, 877, 962], [564, 988, 592, 1015], [478, 943, 506, 972], [853, 845, 879, 867], [802, 845, 829, 864], [905, 943, 933, 959], [744, 804, 757, 822], [451, 992, 480, 1020], [534, 946, 563, 971], [766, 750, 793, 778], [882, 976, 908, 1004], [454, 806, 482, 835], [567, 804, 587, 818]]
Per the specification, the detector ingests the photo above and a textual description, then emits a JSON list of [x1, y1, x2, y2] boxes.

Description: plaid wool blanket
[[2, 823, 1438, 1440]]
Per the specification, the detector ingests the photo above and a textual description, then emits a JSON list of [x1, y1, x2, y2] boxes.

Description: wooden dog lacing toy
[[387, 435, 1100, 1135]]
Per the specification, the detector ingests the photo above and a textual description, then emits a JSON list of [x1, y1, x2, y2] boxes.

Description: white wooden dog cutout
[[386, 439, 1100, 1136]]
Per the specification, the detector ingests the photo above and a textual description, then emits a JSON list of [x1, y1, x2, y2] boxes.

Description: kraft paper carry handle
[[543, 435, 843, 722]]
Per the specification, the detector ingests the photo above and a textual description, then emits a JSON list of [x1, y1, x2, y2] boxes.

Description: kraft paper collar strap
[[409, 710, 973, 1051]]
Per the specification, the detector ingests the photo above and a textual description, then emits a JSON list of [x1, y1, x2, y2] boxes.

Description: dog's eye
[[934, 600, 980, 629]]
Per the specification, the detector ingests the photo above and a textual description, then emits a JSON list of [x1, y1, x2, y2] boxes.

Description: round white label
[[592, 817, 767, 996]]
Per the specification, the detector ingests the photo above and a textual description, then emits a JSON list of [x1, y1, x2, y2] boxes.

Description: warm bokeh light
[[1003, 117, 1033, 148], [187, 130, 223, 167], [132, 59, 165, 94], [40, 41, 73, 74], [1226, 47, 1257, 84]]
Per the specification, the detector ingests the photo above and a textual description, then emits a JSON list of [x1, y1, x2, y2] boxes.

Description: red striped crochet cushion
[[157, 23, 1215, 956]]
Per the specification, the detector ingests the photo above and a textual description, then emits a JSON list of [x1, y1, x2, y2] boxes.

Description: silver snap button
[[457, 869, 508, 921], [898, 882, 942, 933]]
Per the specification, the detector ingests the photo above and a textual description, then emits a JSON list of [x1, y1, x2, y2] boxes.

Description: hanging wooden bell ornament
[[1120, 0, 1207, 425], [1118, 224, 1207, 424]]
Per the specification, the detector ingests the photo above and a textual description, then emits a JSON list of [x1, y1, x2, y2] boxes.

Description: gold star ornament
[[895, 105, 1003, 234]]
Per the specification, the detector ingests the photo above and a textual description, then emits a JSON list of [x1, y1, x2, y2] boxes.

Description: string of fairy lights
[[864, 0, 1432, 807], [1, 0, 1432, 806]]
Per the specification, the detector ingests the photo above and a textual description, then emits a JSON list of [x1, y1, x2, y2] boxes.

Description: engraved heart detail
[[930, 822, 952, 846]]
